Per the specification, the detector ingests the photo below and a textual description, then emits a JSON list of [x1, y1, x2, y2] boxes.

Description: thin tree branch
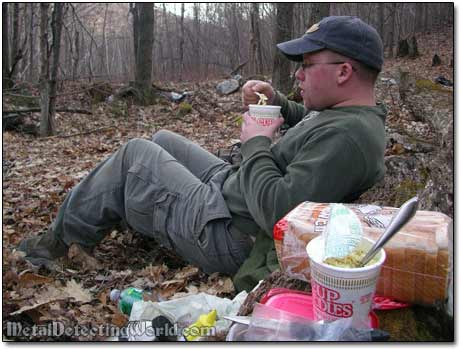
[[3, 108, 92, 116]]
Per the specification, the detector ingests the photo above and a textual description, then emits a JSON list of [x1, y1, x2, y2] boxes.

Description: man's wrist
[[270, 91, 282, 106], [241, 136, 272, 160]]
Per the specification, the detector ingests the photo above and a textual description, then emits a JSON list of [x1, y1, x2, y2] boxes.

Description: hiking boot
[[17, 230, 68, 270]]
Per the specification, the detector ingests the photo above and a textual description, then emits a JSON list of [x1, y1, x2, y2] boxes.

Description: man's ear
[[336, 63, 354, 85]]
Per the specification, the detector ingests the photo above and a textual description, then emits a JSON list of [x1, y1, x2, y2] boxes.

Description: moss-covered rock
[[376, 305, 453, 341], [415, 79, 452, 93], [178, 102, 192, 116]]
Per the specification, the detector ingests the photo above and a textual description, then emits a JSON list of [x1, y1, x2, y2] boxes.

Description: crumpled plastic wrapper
[[125, 291, 248, 341]]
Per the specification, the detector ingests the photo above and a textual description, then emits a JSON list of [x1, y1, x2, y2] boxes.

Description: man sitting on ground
[[19, 16, 387, 292]]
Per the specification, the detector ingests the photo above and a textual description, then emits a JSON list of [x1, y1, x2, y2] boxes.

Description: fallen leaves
[[67, 244, 102, 271], [18, 272, 53, 288], [63, 279, 93, 303], [10, 279, 91, 316], [3, 33, 454, 340]]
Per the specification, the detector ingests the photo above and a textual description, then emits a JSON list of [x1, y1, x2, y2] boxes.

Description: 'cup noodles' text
[[312, 281, 353, 318]]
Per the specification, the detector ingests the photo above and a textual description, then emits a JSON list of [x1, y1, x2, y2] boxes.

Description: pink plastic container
[[260, 288, 379, 329]]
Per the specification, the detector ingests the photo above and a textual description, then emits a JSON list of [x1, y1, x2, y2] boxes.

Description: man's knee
[[151, 129, 175, 145], [122, 138, 157, 161]]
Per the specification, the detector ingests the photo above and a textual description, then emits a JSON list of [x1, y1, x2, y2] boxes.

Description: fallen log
[[39, 126, 115, 140], [3, 108, 92, 115]]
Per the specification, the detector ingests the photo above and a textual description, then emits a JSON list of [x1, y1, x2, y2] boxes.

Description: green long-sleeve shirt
[[223, 92, 387, 292]]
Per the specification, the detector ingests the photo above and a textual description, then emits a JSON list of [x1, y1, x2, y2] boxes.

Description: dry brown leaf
[[111, 312, 128, 327], [63, 279, 92, 303], [139, 263, 168, 281], [79, 304, 95, 314], [4, 270, 19, 286], [18, 272, 53, 288], [391, 143, 405, 155], [68, 243, 102, 271], [170, 284, 199, 299], [98, 290, 108, 306], [174, 266, 199, 280], [217, 277, 235, 294], [158, 279, 187, 300], [160, 279, 185, 287], [10, 299, 62, 316], [34, 285, 68, 304]]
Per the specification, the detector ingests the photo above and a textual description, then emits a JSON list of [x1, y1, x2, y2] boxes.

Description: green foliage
[[393, 179, 426, 206], [415, 79, 451, 93], [89, 82, 113, 104], [230, 112, 243, 126], [109, 100, 128, 118], [178, 102, 192, 116], [9, 94, 40, 108]]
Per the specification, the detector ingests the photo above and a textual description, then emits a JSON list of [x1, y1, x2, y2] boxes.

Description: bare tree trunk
[[227, 4, 241, 71], [162, 3, 174, 80], [415, 3, 423, 34], [423, 4, 429, 33], [133, 3, 154, 98], [193, 3, 201, 78], [3, 3, 11, 88], [396, 3, 404, 42], [204, 3, 211, 78], [249, 3, 263, 75], [179, 3, 185, 80], [27, 3, 35, 82], [387, 3, 397, 57], [11, 4, 19, 67], [130, 3, 139, 70], [72, 31, 80, 80], [308, 3, 330, 28], [377, 3, 384, 39], [10, 3, 21, 81], [39, 4, 56, 137], [40, 3, 64, 137], [102, 3, 110, 77], [272, 3, 294, 95], [39, 3, 50, 136]]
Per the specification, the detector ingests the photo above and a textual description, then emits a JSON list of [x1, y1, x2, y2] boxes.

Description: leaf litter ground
[[2, 28, 453, 341]]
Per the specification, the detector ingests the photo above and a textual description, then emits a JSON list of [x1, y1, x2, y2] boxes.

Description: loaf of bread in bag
[[274, 202, 452, 305]]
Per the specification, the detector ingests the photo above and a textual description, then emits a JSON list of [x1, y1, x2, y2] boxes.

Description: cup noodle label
[[311, 270, 379, 326], [254, 117, 276, 126]]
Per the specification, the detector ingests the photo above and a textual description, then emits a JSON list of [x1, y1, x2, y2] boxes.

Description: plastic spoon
[[359, 196, 419, 267]]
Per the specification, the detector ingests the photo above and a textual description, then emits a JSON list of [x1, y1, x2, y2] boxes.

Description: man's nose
[[295, 67, 304, 81]]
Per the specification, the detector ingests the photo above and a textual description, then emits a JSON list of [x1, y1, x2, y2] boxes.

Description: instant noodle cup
[[305, 236, 386, 328], [248, 105, 281, 126]]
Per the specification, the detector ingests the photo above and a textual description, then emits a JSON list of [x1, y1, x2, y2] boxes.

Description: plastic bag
[[125, 291, 247, 341], [226, 303, 372, 341], [323, 204, 363, 259]]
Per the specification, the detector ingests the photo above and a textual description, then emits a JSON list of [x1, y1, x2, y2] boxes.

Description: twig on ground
[[40, 126, 115, 140], [3, 108, 92, 116]]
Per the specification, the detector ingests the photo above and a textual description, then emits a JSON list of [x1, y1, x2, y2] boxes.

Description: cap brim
[[276, 36, 324, 62]]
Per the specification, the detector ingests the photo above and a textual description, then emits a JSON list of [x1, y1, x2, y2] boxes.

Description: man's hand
[[242, 80, 275, 109], [240, 112, 284, 144]]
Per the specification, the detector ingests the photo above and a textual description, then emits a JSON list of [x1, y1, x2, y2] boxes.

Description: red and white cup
[[248, 105, 281, 126], [305, 236, 386, 328]]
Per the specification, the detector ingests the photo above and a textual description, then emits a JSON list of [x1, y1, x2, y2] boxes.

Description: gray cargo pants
[[24, 130, 253, 275]]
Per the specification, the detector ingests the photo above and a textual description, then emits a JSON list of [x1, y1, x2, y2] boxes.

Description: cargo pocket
[[125, 163, 175, 249], [126, 166, 156, 236], [152, 191, 177, 249]]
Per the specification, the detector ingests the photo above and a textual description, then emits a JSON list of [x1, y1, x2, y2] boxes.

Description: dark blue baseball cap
[[277, 16, 384, 72]]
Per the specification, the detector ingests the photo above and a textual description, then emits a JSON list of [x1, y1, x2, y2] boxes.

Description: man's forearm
[[272, 91, 307, 127]]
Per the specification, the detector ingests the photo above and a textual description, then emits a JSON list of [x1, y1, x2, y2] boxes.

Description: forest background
[[2, 2, 455, 341]]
